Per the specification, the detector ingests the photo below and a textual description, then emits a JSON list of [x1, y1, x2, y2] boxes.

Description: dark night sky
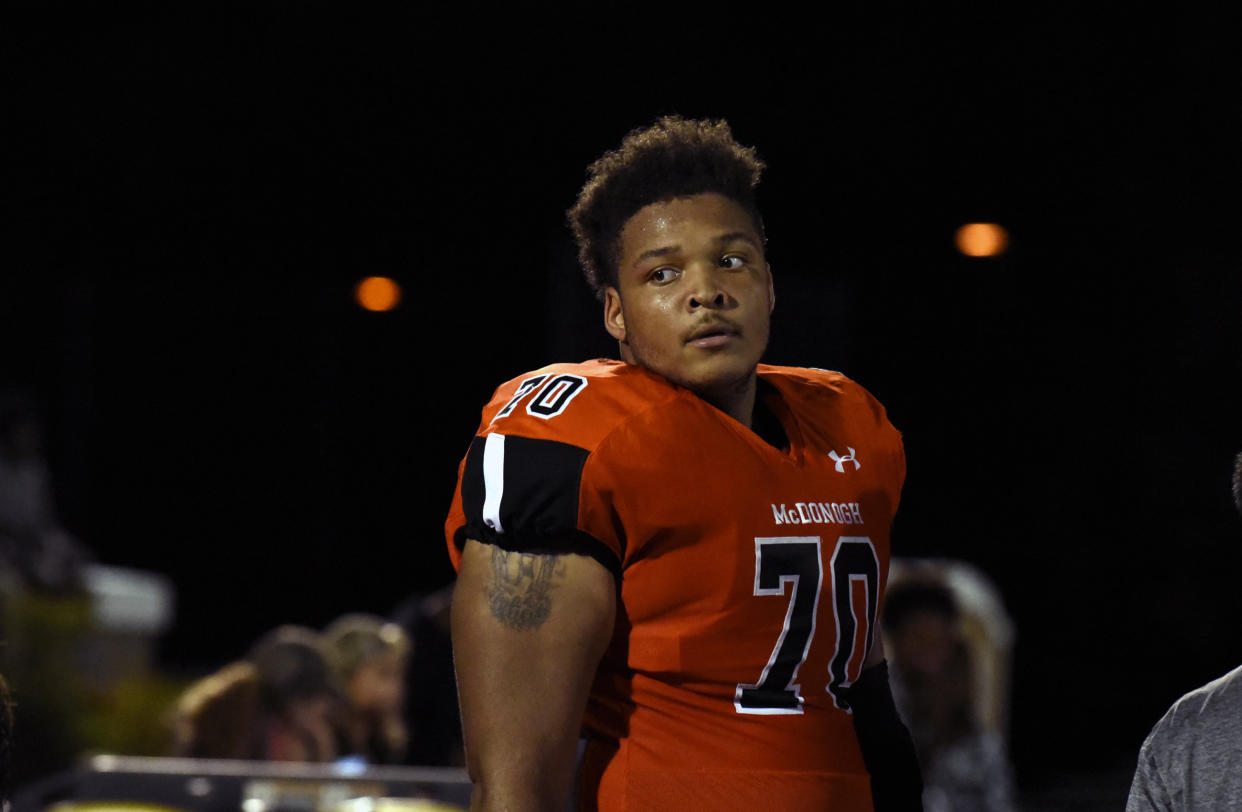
[[5, 5, 1241, 785]]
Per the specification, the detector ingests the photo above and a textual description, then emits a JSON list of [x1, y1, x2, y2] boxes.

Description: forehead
[[617, 193, 761, 260]]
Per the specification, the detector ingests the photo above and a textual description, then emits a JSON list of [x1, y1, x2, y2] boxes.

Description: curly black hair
[[567, 116, 766, 301]]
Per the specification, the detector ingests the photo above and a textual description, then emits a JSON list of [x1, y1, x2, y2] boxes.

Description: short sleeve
[[1126, 727, 1172, 812], [447, 431, 621, 577], [443, 361, 686, 576]]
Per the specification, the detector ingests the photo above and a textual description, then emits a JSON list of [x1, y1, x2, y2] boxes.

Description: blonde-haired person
[[171, 624, 344, 762], [323, 613, 411, 765]]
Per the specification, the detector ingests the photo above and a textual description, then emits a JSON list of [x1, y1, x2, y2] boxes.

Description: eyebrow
[[631, 232, 759, 267]]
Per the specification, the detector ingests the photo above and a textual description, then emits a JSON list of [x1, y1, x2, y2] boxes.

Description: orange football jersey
[[445, 359, 906, 811]]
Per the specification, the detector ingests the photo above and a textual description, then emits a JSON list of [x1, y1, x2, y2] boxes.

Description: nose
[[686, 264, 727, 310]]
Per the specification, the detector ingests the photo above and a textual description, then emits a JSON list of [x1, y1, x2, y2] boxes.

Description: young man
[[445, 117, 921, 811], [1126, 451, 1242, 811]]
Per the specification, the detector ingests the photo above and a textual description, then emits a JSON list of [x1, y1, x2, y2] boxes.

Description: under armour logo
[[828, 447, 860, 472]]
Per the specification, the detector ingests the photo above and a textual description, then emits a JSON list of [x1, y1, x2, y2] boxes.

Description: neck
[[698, 374, 758, 428], [615, 343, 759, 427]]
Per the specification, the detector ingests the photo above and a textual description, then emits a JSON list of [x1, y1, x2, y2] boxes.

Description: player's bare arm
[[452, 538, 616, 812], [484, 547, 567, 630]]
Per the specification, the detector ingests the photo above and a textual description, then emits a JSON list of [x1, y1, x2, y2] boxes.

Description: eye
[[720, 254, 746, 270], [649, 267, 680, 284]]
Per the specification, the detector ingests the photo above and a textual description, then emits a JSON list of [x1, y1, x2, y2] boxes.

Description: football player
[[446, 116, 922, 811]]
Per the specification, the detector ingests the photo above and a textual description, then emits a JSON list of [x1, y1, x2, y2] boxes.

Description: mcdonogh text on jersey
[[771, 501, 865, 526]]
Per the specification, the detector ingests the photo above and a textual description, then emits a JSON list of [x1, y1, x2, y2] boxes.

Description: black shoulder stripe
[[457, 434, 620, 576], [498, 434, 590, 538]]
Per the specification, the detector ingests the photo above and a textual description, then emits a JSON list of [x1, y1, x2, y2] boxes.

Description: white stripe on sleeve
[[481, 433, 506, 534]]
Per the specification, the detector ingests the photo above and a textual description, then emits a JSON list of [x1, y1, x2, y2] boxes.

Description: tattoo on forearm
[[486, 548, 567, 630]]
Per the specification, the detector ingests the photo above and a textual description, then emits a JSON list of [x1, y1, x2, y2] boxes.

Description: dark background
[[6, 4, 1241, 796]]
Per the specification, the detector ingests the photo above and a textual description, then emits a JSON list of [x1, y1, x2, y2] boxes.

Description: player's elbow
[[467, 763, 575, 812], [463, 711, 584, 811]]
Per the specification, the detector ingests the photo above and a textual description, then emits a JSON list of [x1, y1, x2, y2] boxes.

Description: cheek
[[355, 669, 405, 710], [366, 678, 404, 712], [628, 298, 679, 348], [383, 678, 406, 705]]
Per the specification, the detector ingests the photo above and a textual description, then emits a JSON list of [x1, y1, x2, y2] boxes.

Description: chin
[[631, 342, 762, 396], [678, 362, 756, 399]]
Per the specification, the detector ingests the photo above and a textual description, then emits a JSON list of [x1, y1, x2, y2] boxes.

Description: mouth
[[685, 321, 740, 349]]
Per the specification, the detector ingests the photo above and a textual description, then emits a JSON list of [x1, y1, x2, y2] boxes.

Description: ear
[[603, 287, 627, 343], [766, 262, 775, 314]]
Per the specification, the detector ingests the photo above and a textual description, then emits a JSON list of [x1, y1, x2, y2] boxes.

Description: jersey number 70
[[734, 535, 879, 714]]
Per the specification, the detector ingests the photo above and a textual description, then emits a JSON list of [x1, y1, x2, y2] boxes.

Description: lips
[[685, 320, 739, 348]]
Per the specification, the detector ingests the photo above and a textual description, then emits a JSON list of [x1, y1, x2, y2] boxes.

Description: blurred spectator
[[322, 613, 411, 765], [171, 624, 344, 762], [392, 585, 463, 767], [1, 672, 11, 811], [1126, 451, 1242, 810], [0, 392, 91, 594], [883, 571, 1019, 812]]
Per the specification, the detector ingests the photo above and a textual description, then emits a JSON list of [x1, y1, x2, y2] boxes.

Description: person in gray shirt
[[1126, 451, 1242, 811]]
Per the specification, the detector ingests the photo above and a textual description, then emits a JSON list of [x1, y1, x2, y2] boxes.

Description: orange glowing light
[[355, 276, 402, 312], [955, 223, 1009, 257]]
